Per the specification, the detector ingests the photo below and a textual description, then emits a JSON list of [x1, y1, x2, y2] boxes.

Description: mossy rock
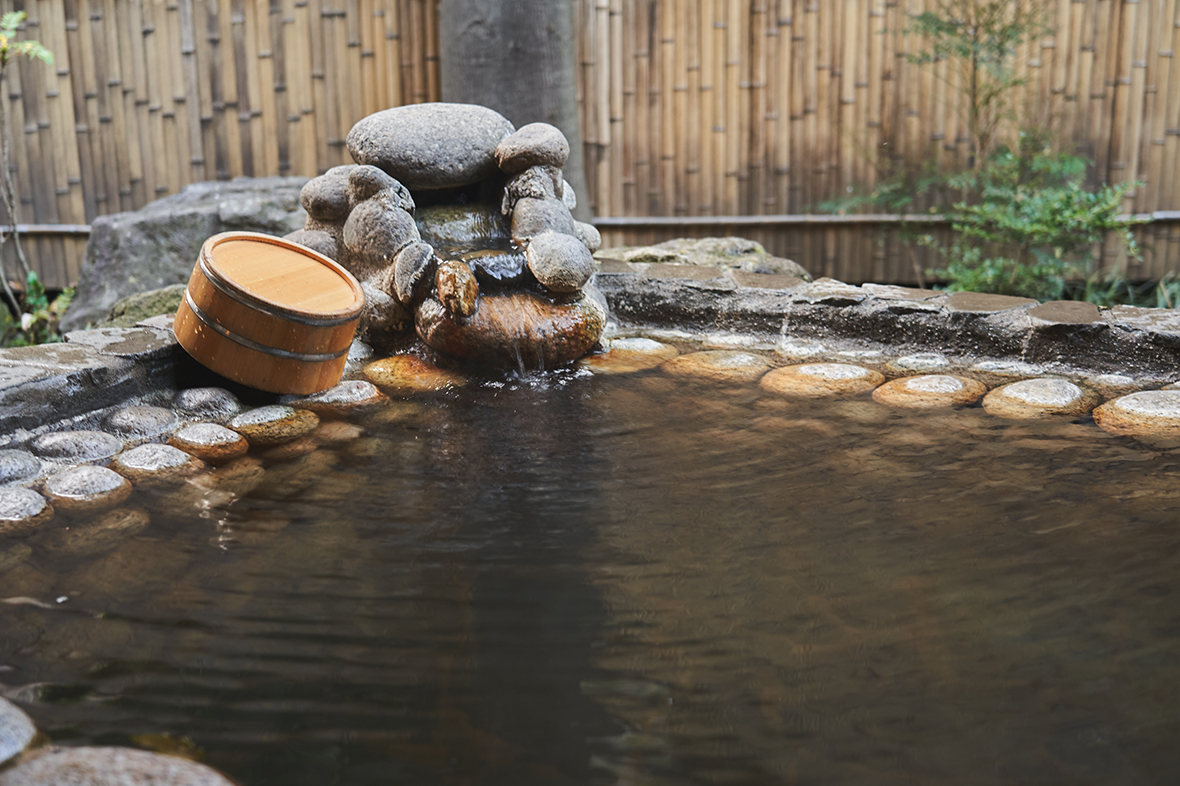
[[595, 236, 811, 280], [98, 285, 186, 328]]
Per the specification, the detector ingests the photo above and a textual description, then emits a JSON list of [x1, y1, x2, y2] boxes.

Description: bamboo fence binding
[[1, 0, 1178, 289]]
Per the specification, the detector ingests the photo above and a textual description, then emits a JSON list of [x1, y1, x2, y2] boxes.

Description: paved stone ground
[[4, 266, 1180, 441]]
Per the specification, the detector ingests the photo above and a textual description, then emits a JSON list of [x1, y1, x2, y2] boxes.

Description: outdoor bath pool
[[3, 353, 1180, 785]]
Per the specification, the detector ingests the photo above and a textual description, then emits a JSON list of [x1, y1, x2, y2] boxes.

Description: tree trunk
[[438, 0, 591, 222]]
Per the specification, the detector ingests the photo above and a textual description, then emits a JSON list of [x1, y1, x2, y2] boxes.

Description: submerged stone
[[981, 378, 1098, 419], [172, 387, 242, 420], [42, 466, 133, 514], [314, 421, 364, 444], [169, 423, 250, 464], [36, 507, 150, 557], [30, 431, 123, 466], [0, 698, 36, 767], [872, 374, 987, 409], [760, 363, 885, 397], [1093, 390, 1180, 439], [0, 450, 41, 487], [661, 351, 773, 383], [0, 746, 236, 786], [228, 406, 320, 447], [363, 354, 467, 392], [258, 435, 322, 462], [0, 487, 54, 537], [581, 338, 679, 375], [103, 405, 179, 440], [0, 542, 31, 574], [110, 444, 206, 487]]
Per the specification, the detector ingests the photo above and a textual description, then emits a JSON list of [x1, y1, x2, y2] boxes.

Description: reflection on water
[[4, 369, 1180, 785]]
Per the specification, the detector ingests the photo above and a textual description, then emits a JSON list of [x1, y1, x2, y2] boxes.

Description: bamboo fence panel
[[0, 0, 1177, 289]]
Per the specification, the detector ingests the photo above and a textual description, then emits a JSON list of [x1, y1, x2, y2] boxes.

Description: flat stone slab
[[0, 746, 236, 786], [0, 698, 36, 767], [945, 292, 1038, 313]]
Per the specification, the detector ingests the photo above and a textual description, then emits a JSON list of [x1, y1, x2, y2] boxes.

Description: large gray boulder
[[62, 177, 309, 331]]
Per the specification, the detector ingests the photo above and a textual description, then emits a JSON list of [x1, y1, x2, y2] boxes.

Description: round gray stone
[[169, 423, 250, 464], [0, 487, 54, 537], [0, 746, 237, 786], [511, 196, 577, 242], [172, 387, 242, 420], [103, 406, 178, 440], [0, 450, 40, 487], [30, 431, 123, 466], [346, 103, 514, 190], [42, 465, 133, 514], [0, 698, 36, 767], [343, 199, 420, 278], [281, 379, 389, 417], [111, 444, 206, 487], [228, 405, 319, 446], [495, 122, 570, 174], [299, 164, 355, 221], [347, 165, 414, 212], [284, 228, 339, 261], [526, 231, 595, 293]]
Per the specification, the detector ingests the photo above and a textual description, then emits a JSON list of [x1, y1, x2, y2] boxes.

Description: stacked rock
[[284, 103, 605, 370]]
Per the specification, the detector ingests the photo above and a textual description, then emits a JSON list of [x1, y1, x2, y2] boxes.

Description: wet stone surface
[[872, 375, 987, 409], [0, 746, 237, 786], [30, 431, 123, 466], [103, 405, 179, 440], [169, 423, 250, 464], [1094, 390, 1180, 438], [0, 698, 36, 767], [661, 350, 773, 383], [982, 378, 1099, 419], [581, 338, 679, 375], [363, 355, 468, 393], [172, 387, 243, 420], [110, 444, 206, 487], [42, 465, 133, 514], [760, 363, 885, 397], [0, 487, 54, 537], [281, 380, 390, 417], [0, 450, 41, 487], [228, 406, 320, 447]]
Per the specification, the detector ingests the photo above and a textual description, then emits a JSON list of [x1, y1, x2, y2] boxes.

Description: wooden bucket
[[174, 232, 364, 395]]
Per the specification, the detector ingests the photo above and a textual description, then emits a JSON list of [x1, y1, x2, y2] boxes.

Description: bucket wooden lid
[[199, 232, 364, 324]]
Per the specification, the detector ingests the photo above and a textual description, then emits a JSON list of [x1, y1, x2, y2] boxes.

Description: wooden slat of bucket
[[175, 233, 363, 394]]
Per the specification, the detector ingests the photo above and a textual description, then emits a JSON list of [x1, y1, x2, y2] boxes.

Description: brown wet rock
[[1093, 390, 1180, 439], [161, 456, 267, 518], [314, 421, 364, 444], [169, 423, 250, 464], [945, 291, 1038, 313], [0, 487, 54, 537], [415, 291, 606, 370], [0, 450, 41, 488], [661, 351, 773, 383], [29, 430, 123, 466], [42, 466, 133, 515], [580, 338, 679, 375], [110, 444, 207, 487], [363, 354, 467, 392], [258, 435, 322, 462], [228, 405, 320, 446], [0, 697, 36, 767], [0, 746, 237, 786], [982, 378, 1099, 419], [1027, 300, 1102, 324], [35, 507, 150, 557], [437, 259, 480, 318], [252, 450, 338, 501], [103, 405, 179, 441], [389, 241, 437, 305], [172, 387, 242, 421], [0, 542, 31, 574], [280, 380, 389, 418], [872, 375, 987, 409], [760, 363, 885, 397]]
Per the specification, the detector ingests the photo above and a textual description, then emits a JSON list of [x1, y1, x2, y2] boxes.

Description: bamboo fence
[[0, 0, 1177, 289]]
